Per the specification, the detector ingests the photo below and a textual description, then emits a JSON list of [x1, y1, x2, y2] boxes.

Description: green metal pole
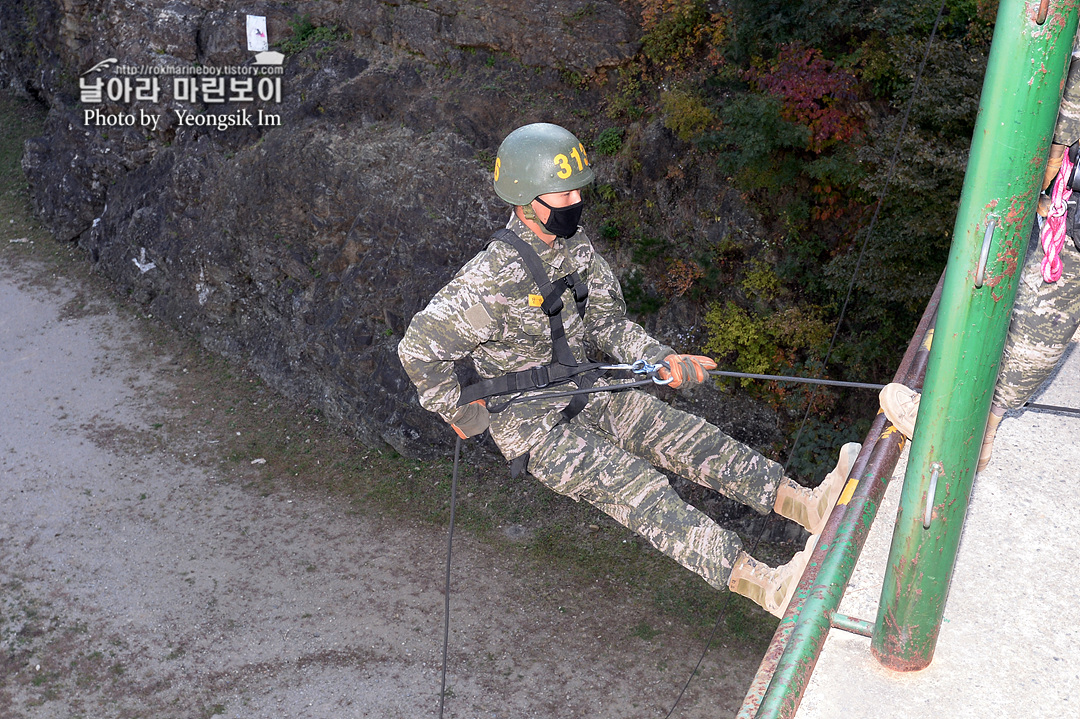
[[871, 0, 1079, 672]]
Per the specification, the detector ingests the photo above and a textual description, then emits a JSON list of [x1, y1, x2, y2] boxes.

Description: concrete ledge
[[797, 343, 1080, 718]]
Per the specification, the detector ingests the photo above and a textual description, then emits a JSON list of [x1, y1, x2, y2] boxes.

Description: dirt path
[[0, 247, 765, 718]]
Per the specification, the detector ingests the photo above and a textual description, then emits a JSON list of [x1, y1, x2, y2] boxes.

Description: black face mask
[[534, 196, 584, 238]]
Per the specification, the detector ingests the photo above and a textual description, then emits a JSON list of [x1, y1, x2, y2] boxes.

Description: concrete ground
[[797, 342, 1080, 717]]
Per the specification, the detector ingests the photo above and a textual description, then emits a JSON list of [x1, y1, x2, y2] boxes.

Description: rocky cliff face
[[1, 0, 781, 462]]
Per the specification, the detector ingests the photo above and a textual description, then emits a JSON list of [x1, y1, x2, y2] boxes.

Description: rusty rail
[[735, 272, 944, 718]]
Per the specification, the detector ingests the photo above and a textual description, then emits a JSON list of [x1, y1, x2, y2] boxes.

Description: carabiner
[[651, 360, 674, 385], [630, 359, 673, 385], [601, 358, 673, 384]]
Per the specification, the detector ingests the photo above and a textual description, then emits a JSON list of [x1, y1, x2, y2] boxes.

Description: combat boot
[[774, 442, 861, 535], [727, 534, 819, 618], [881, 383, 1004, 473], [879, 382, 919, 438]]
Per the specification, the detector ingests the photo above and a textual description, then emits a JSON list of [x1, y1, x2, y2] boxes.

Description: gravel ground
[[0, 244, 766, 718]]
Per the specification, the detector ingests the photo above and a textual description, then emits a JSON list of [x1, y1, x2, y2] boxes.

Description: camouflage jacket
[[398, 215, 674, 460]]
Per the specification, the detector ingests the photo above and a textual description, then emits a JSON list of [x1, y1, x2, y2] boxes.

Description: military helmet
[[493, 123, 595, 205]]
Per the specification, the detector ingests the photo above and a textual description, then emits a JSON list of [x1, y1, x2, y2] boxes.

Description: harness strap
[[558, 368, 602, 424], [456, 229, 597, 425], [490, 229, 588, 317], [490, 228, 587, 367], [458, 360, 607, 406]]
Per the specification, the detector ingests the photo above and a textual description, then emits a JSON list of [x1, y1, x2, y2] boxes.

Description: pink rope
[[1041, 149, 1074, 283]]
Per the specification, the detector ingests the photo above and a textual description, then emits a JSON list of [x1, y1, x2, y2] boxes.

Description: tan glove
[[657, 354, 717, 389], [449, 399, 489, 439]]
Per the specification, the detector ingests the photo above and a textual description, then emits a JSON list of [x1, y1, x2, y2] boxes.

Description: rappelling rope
[[1041, 147, 1074, 283], [438, 436, 461, 719], [484, 368, 885, 414]]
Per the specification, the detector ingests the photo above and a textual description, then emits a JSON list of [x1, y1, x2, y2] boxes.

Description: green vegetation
[[278, 13, 349, 57], [704, 301, 831, 381], [660, 87, 715, 142], [590, 0, 995, 478], [593, 127, 624, 156]]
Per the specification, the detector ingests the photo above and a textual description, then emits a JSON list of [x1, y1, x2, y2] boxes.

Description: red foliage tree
[[746, 45, 862, 153]]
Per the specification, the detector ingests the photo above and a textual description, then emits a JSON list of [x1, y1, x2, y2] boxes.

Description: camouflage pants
[[1053, 50, 1080, 146], [992, 45, 1080, 408], [993, 225, 1080, 410], [525, 388, 785, 590]]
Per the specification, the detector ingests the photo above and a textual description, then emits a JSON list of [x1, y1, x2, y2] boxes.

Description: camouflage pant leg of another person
[[999, 43, 1080, 406], [526, 419, 744, 591], [993, 227, 1080, 410]]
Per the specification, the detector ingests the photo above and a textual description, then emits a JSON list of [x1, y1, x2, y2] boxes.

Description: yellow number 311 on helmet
[[493, 123, 595, 205]]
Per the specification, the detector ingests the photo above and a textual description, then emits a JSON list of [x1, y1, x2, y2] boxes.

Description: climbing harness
[[456, 228, 607, 426], [1041, 144, 1076, 283], [457, 228, 886, 417]]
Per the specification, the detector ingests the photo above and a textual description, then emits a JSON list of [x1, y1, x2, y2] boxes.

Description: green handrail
[[738, 280, 940, 719], [738, 4, 1080, 716]]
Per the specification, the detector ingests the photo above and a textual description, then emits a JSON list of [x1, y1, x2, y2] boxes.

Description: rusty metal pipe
[[736, 273, 943, 719], [830, 613, 874, 638], [872, 0, 1078, 671]]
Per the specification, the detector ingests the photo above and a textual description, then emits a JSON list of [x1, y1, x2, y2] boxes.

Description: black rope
[[663, 3, 950, 716], [438, 435, 461, 719], [709, 370, 884, 391], [1024, 401, 1080, 417]]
